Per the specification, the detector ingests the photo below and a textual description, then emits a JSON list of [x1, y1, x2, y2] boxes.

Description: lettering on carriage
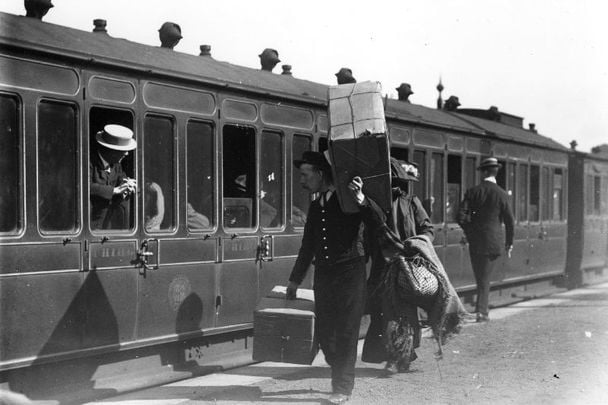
[[94, 246, 135, 258], [228, 239, 255, 252]]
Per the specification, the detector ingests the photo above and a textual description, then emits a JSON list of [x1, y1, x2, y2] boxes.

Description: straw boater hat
[[96, 124, 136, 151], [477, 157, 502, 170]]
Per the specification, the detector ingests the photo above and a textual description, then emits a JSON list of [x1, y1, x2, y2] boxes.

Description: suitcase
[[252, 286, 318, 365], [328, 81, 391, 214]]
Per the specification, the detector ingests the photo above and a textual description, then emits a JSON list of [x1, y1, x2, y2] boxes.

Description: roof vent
[[335, 68, 356, 84], [159, 22, 182, 49], [259, 48, 280, 72], [281, 65, 293, 76], [395, 83, 414, 102], [25, 0, 54, 20], [528, 123, 537, 133], [443, 95, 461, 111], [93, 19, 108, 34], [199, 45, 212, 57]]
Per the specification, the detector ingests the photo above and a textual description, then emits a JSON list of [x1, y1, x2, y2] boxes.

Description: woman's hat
[[477, 157, 502, 170], [96, 124, 136, 151], [390, 157, 419, 182]]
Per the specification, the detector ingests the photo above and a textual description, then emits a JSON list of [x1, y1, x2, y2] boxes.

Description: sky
[[2, 0, 607, 152]]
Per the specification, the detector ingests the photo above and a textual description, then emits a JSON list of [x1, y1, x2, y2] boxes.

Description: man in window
[[90, 124, 137, 230]]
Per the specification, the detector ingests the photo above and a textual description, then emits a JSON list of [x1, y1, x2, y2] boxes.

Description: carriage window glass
[[529, 165, 540, 222], [553, 169, 563, 220], [318, 136, 328, 153], [38, 100, 79, 233], [260, 131, 283, 229], [518, 164, 528, 222], [292, 134, 311, 227], [144, 115, 176, 232], [412, 150, 426, 201], [594, 175, 601, 215], [223, 125, 256, 229], [186, 120, 214, 231], [585, 175, 593, 215], [446, 154, 461, 223], [602, 176, 608, 215], [0, 94, 22, 234], [507, 162, 516, 217], [496, 160, 506, 189], [430, 152, 444, 223], [464, 156, 477, 193], [541, 167, 551, 221], [89, 107, 135, 231]]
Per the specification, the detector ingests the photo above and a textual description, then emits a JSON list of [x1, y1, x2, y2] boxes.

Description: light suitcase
[[328, 81, 391, 213], [252, 286, 318, 364]]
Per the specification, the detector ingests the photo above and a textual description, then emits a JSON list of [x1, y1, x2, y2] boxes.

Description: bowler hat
[[294, 151, 330, 170], [96, 124, 136, 151], [259, 48, 281, 63], [477, 157, 502, 170]]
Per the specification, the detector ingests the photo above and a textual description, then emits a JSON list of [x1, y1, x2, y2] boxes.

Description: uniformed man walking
[[287, 151, 366, 404], [459, 157, 514, 322]]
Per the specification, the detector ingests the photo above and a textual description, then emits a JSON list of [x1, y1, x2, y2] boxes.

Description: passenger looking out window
[[90, 124, 137, 230]]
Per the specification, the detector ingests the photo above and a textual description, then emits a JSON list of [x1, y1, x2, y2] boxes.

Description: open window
[[39, 100, 79, 234], [430, 152, 444, 223], [89, 107, 135, 232], [518, 164, 528, 222], [292, 134, 312, 227], [223, 125, 256, 229], [530, 164, 540, 222]]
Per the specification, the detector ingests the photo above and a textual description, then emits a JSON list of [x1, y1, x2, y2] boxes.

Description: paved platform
[[75, 282, 608, 405]]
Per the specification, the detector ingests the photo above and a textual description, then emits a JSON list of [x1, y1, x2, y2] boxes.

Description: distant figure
[[259, 48, 281, 72], [395, 83, 414, 102], [90, 124, 137, 230], [25, 0, 53, 19], [335, 68, 356, 85], [458, 157, 514, 322], [159, 22, 182, 49], [443, 95, 461, 111]]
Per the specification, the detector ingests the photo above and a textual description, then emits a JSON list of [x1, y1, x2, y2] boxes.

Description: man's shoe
[[327, 393, 350, 404], [476, 313, 490, 322]]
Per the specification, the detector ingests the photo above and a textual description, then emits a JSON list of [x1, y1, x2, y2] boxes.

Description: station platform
[[4, 282, 608, 405]]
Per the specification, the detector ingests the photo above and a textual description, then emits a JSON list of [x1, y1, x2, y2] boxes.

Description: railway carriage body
[[0, 9, 607, 399]]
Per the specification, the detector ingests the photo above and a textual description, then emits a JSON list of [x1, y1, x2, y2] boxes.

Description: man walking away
[[458, 157, 514, 322]]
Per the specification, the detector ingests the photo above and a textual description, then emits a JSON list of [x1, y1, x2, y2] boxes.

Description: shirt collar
[[98, 151, 112, 172], [483, 176, 497, 183]]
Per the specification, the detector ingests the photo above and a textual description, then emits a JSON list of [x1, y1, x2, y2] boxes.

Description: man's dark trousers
[[470, 253, 498, 316], [314, 259, 366, 396]]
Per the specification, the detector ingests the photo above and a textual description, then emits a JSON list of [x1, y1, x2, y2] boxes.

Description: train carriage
[[0, 8, 607, 400]]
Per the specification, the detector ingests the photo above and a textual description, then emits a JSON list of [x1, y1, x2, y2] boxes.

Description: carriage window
[[390, 147, 409, 161], [507, 162, 516, 217], [186, 120, 214, 231], [144, 115, 176, 232], [318, 137, 328, 153], [223, 125, 256, 229], [430, 152, 444, 223], [593, 175, 602, 215], [542, 167, 551, 221], [292, 134, 312, 227], [602, 176, 608, 215], [464, 156, 477, 193], [261, 130, 283, 229], [553, 169, 564, 220], [446, 154, 461, 223], [529, 165, 540, 222], [584, 175, 593, 215], [38, 101, 79, 233], [518, 164, 528, 222], [0, 94, 22, 234], [412, 150, 426, 201]]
